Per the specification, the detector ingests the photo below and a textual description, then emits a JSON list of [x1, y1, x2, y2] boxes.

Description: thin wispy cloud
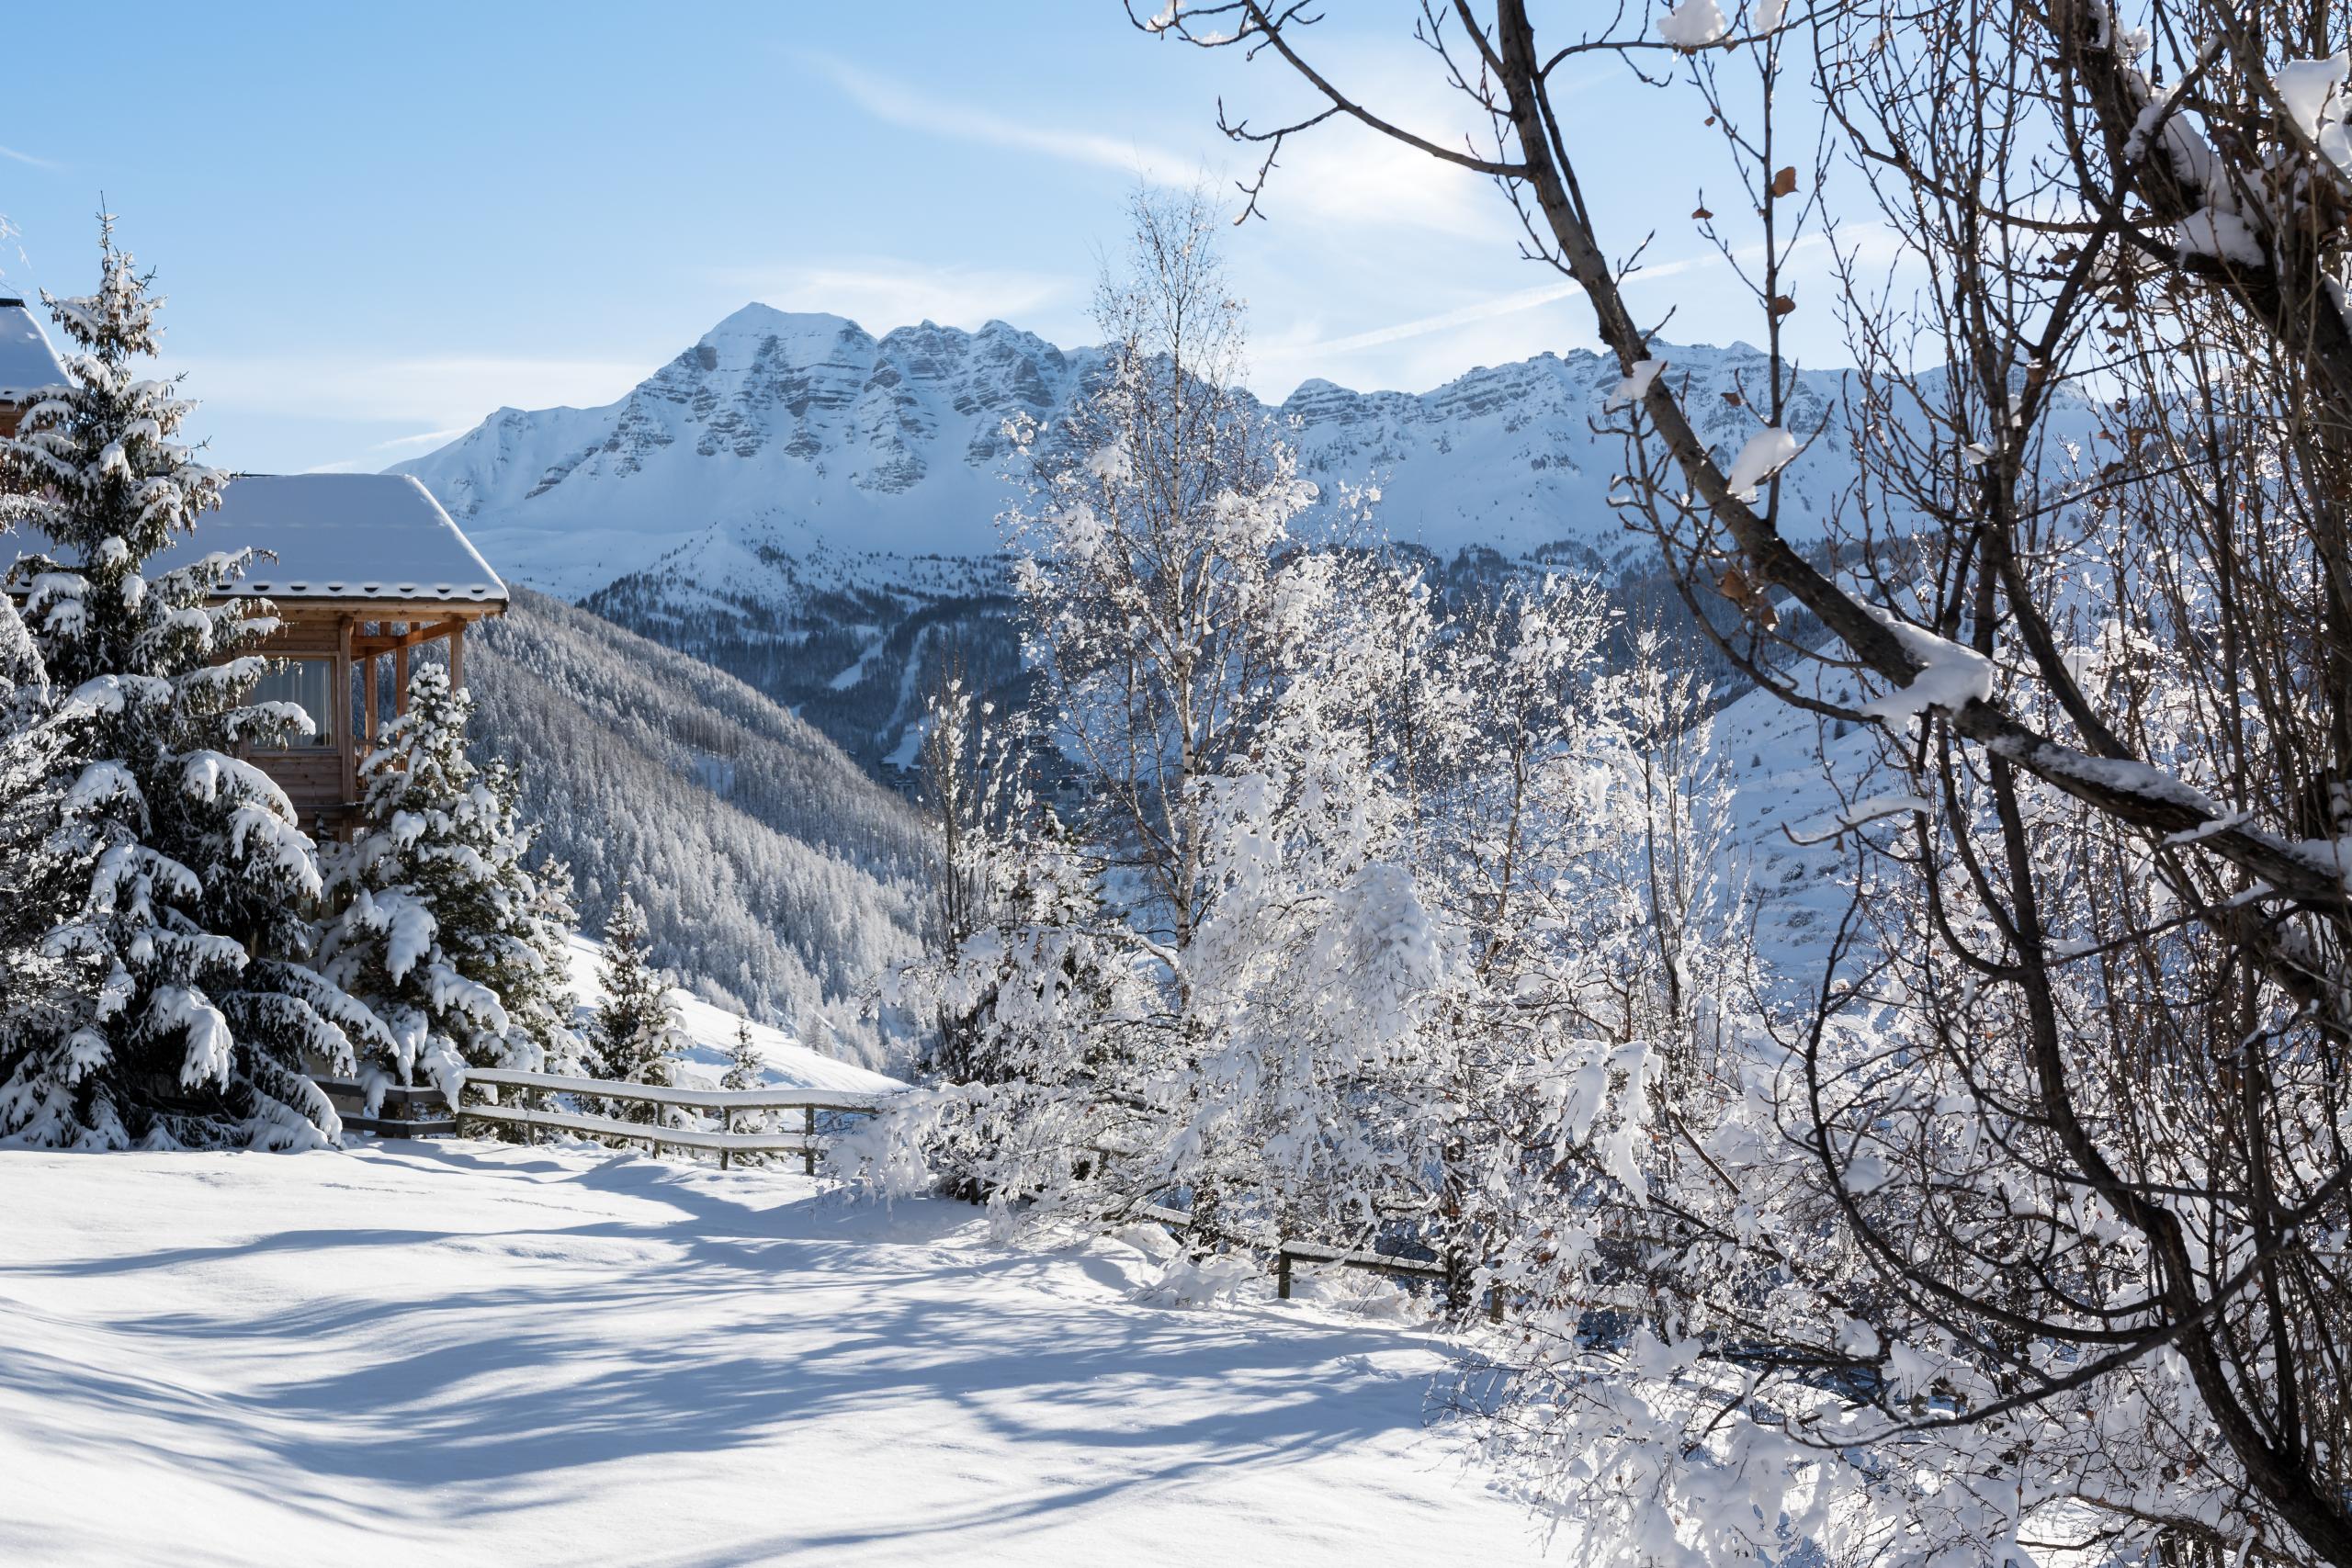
[[1304, 233, 1839, 352], [1256, 236, 1847, 397], [805, 52, 1199, 186], [1295, 280, 1582, 357], [801, 45, 1505, 243], [0, 144, 60, 171], [365, 426, 475, 456]]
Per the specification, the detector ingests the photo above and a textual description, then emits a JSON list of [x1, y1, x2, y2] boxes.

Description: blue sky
[[2, 2, 1848, 474]]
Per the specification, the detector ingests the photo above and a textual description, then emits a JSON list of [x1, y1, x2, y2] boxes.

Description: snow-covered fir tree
[[718, 1012, 770, 1159], [0, 220, 384, 1149], [0, 594, 88, 1109], [721, 1015, 763, 1092], [320, 662, 575, 1097], [592, 888, 685, 1123], [880, 799, 1147, 1210], [523, 854, 589, 1077]]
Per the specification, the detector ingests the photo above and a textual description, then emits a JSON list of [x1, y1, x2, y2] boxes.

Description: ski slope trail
[[0, 1144, 1547, 1565]]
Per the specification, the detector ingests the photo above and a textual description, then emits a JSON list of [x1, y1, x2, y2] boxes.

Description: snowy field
[[0, 1143, 1551, 1566], [560, 933, 903, 1095]]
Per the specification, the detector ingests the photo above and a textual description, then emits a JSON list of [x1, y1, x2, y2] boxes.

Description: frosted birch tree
[[1148, 2, 2352, 1561]]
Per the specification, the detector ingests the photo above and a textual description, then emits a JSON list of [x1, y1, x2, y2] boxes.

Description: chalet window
[[250, 657, 336, 749]]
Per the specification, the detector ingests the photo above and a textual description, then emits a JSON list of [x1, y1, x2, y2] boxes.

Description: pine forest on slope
[[458, 585, 929, 1071]]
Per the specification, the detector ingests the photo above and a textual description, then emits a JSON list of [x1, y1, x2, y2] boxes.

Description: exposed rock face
[[392, 305, 1971, 777], [399, 304, 1863, 590]]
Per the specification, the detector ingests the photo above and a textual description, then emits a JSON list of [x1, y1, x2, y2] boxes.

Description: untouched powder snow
[[561, 932, 902, 1094], [0, 1145, 1546, 1566]]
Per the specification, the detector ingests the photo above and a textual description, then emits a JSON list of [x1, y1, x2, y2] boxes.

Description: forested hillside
[[461, 587, 931, 1070]]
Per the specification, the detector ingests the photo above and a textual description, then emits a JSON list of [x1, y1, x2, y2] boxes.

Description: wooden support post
[[335, 617, 356, 811], [447, 623, 465, 690], [392, 631, 409, 716], [361, 650, 378, 750], [802, 1105, 817, 1177], [720, 1107, 732, 1172], [1277, 1249, 1294, 1301]]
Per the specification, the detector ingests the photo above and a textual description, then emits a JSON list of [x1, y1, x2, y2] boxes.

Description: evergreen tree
[[721, 1014, 763, 1092], [320, 662, 571, 1096], [0, 218, 384, 1149], [0, 595, 90, 1137], [719, 1011, 768, 1164], [593, 888, 684, 1124], [523, 853, 589, 1077]]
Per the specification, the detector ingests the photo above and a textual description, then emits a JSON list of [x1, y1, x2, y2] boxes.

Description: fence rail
[[311, 1077, 457, 1138], [307, 1071, 892, 1172], [312, 1075, 1596, 1324], [459, 1068, 890, 1115], [454, 1069, 891, 1172]]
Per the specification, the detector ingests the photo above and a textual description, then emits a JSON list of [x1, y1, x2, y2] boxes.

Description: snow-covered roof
[[146, 473, 509, 605], [0, 296, 67, 400]]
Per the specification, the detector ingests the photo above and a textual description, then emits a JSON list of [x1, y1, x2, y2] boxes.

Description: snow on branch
[[1858, 611, 1995, 726]]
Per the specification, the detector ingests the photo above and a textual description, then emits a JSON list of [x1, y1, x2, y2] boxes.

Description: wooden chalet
[[0, 290, 59, 438], [0, 294, 510, 838], [144, 472, 511, 837]]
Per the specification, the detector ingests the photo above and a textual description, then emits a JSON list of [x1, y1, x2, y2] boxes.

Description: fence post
[[1277, 1248, 1294, 1301], [802, 1104, 817, 1177], [721, 1106, 733, 1172]]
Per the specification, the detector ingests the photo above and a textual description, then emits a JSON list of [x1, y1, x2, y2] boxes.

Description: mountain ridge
[[390, 304, 1950, 775], [394, 303, 1858, 592]]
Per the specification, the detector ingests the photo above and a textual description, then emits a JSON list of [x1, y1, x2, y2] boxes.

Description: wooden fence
[[456, 1069, 889, 1172], [311, 1075, 1600, 1323], [1272, 1238, 1513, 1321], [311, 1077, 458, 1139], [309, 1071, 892, 1173]]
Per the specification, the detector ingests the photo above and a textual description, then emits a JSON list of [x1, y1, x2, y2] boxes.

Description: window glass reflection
[[251, 659, 334, 749]]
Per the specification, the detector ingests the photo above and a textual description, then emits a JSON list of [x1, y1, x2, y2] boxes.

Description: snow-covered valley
[[0, 1145, 1544, 1566]]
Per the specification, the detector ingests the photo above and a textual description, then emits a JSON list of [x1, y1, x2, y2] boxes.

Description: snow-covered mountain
[[400, 303, 1858, 587], [395, 305, 1866, 773]]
